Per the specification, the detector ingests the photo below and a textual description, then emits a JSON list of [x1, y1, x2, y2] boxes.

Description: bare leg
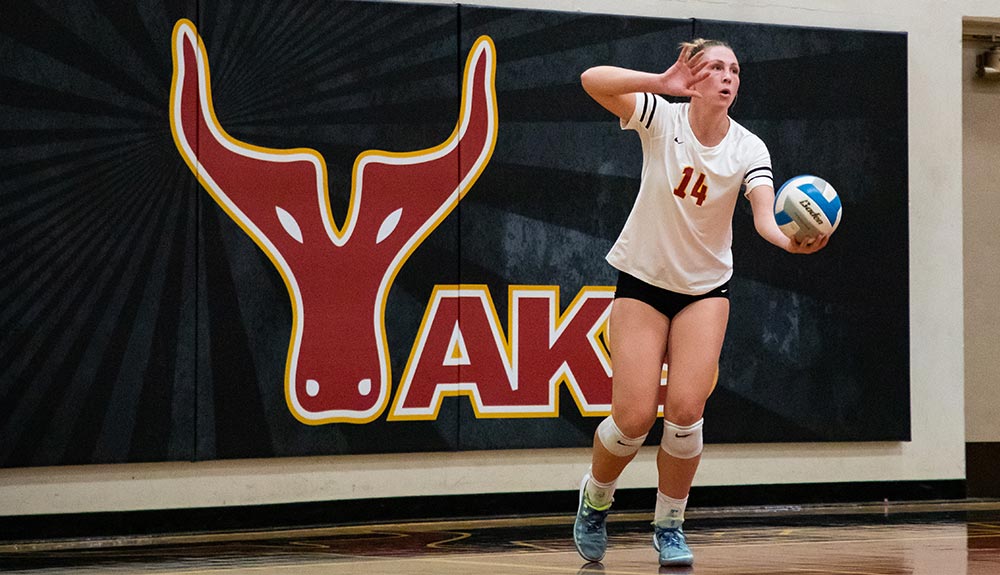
[[590, 298, 669, 484], [574, 297, 670, 563], [656, 297, 729, 497]]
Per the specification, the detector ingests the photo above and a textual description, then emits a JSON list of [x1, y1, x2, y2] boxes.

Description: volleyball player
[[574, 39, 828, 567]]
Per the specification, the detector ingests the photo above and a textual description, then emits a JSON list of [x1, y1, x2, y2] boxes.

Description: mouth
[[720, 89, 732, 96]]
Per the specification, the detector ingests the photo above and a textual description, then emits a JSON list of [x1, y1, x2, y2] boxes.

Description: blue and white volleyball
[[773, 175, 843, 241]]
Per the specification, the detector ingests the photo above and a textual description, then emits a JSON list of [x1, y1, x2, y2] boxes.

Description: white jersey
[[606, 93, 772, 295]]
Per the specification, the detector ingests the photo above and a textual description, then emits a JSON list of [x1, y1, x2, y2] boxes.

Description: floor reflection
[[0, 500, 998, 574]]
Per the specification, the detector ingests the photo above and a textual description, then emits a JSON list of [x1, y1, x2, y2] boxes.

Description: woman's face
[[693, 45, 740, 108]]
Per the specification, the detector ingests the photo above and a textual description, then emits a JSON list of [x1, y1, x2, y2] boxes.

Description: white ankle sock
[[654, 491, 688, 528], [585, 473, 617, 509]]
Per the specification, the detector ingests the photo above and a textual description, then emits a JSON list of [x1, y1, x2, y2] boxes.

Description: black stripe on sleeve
[[639, 93, 649, 124], [645, 94, 657, 129], [745, 166, 772, 179], [744, 166, 774, 193]]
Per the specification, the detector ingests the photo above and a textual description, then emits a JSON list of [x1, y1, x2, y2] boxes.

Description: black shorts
[[614, 270, 730, 319]]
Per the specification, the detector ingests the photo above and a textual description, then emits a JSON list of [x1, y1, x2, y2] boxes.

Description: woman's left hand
[[786, 234, 829, 254]]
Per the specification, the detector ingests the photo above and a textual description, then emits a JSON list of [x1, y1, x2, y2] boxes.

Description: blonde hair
[[679, 38, 732, 59]]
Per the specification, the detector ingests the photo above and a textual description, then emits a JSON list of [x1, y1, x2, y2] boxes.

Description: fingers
[[685, 51, 709, 93], [661, 46, 708, 98], [684, 49, 708, 78], [687, 49, 707, 70], [790, 234, 829, 253], [678, 44, 693, 65], [691, 67, 710, 83]]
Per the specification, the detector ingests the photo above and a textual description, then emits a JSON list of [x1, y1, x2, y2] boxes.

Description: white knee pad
[[597, 416, 648, 457], [660, 419, 704, 459]]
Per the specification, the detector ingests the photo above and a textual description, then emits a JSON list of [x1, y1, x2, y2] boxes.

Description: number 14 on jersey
[[673, 167, 708, 206]]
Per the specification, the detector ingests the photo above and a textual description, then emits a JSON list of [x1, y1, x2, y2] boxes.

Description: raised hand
[[658, 45, 710, 98]]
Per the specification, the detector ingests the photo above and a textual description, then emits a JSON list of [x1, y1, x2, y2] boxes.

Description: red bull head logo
[[170, 20, 499, 423]]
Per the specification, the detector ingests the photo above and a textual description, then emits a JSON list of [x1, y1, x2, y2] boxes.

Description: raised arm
[[580, 45, 709, 121], [747, 185, 828, 254]]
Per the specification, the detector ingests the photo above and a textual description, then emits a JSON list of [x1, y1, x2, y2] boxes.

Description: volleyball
[[773, 175, 843, 241]]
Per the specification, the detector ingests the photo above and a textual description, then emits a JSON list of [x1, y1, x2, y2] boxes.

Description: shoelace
[[657, 528, 685, 549], [581, 506, 609, 533]]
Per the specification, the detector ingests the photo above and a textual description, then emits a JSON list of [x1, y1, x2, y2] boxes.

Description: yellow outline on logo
[[169, 19, 499, 424]]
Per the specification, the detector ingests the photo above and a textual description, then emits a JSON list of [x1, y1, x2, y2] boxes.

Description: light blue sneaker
[[573, 474, 610, 562], [653, 524, 694, 567]]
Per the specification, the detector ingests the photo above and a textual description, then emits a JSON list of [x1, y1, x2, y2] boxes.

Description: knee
[[610, 410, 657, 439], [664, 398, 705, 427]]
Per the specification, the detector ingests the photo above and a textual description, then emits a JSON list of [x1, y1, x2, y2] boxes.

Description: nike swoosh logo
[[617, 440, 630, 445], [675, 433, 692, 438], [674, 137, 683, 144], [721, 289, 728, 293]]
